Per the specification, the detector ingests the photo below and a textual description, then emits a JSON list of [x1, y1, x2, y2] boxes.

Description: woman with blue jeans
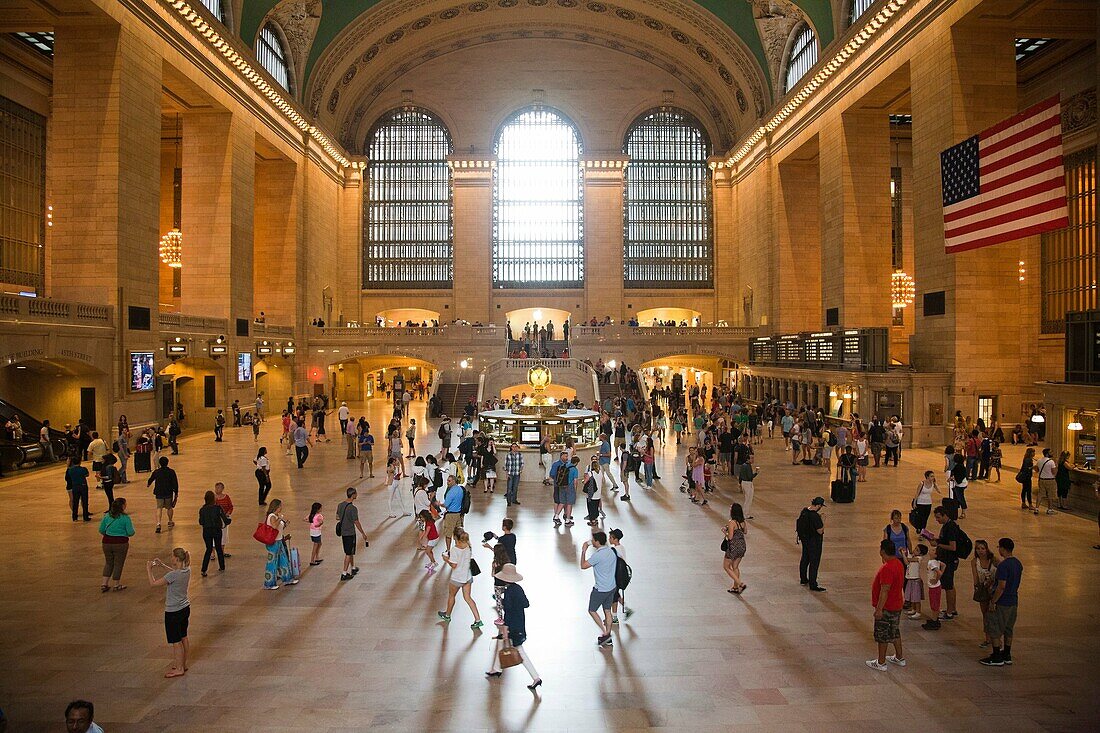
[[949, 454, 969, 519], [642, 442, 656, 488], [263, 499, 297, 589]]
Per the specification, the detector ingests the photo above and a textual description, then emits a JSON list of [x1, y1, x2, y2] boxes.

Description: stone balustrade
[[0, 295, 112, 325]]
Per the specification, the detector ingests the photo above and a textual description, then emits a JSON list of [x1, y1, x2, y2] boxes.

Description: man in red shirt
[[867, 538, 907, 671]]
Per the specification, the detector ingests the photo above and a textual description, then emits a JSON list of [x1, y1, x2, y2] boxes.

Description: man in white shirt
[[39, 420, 56, 462], [337, 401, 351, 434], [87, 432, 109, 488], [580, 532, 619, 648], [1036, 448, 1058, 515]]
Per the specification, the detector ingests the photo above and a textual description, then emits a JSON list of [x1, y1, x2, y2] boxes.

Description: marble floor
[[0, 398, 1097, 732]]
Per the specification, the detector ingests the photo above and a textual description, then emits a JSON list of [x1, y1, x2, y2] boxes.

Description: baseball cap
[[811, 496, 825, 506]]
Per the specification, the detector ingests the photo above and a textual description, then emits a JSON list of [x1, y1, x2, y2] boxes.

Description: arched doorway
[[160, 357, 226, 431], [255, 356, 292, 408], [329, 355, 439, 404], [635, 307, 701, 326], [375, 308, 441, 327], [0, 358, 109, 434], [504, 307, 571, 339]]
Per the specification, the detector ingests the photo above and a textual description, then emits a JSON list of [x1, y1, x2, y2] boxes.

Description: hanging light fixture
[[891, 270, 915, 308], [160, 113, 184, 268], [1068, 411, 1083, 431]]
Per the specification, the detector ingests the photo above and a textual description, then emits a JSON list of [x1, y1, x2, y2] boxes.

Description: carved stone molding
[[1062, 88, 1096, 136], [746, 0, 807, 86], [269, 0, 323, 91]]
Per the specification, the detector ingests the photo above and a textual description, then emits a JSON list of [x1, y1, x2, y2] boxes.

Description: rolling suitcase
[[831, 479, 855, 503], [289, 545, 301, 579], [134, 450, 151, 473]]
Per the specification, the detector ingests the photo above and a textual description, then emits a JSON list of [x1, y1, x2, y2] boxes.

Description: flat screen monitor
[[237, 352, 253, 382], [520, 427, 541, 445], [130, 352, 155, 392]]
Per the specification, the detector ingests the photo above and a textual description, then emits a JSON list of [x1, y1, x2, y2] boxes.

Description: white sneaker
[[865, 659, 888, 672], [886, 655, 906, 667], [286, 579, 299, 585]]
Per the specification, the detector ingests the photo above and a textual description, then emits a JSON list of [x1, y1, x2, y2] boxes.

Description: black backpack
[[612, 548, 632, 590], [460, 486, 471, 515], [796, 508, 815, 540], [554, 462, 571, 492], [438, 424, 448, 439], [954, 526, 973, 559]]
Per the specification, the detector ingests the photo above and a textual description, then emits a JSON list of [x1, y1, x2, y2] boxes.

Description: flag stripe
[[981, 113, 1060, 158], [980, 135, 1062, 178], [979, 156, 1064, 199], [945, 217, 1071, 254], [946, 197, 1067, 239], [980, 95, 1060, 140], [944, 177, 1066, 225], [945, 157, 1065, 219]]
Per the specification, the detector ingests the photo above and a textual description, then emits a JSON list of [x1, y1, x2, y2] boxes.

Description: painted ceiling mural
[[236, 0, 837, 152]]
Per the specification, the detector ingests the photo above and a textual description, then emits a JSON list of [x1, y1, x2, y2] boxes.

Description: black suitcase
[[134, 451, 151, 473], [831, 479, 855, 503]]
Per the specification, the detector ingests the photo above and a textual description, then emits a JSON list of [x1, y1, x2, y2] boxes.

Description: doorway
[[80, 388, 96, 431]]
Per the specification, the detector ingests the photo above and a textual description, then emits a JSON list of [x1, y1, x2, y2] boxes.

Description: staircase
[[434, 383, 479, 418]]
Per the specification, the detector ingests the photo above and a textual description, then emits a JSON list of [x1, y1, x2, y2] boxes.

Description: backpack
[[612, 548, 632, 590], [460, 486, 471, 515], [554, 462, 571, 493], [954, 526, 973, 559], [826, 430, 837, 447], [438, 424, 448, 439], [583, 473, 598, 497], [795, 508, 815, 540]]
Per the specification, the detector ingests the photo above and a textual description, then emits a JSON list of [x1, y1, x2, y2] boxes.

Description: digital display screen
[[130, 352, 155, 392], [237, 352, 253, 382], [520, 428, 541, 445]]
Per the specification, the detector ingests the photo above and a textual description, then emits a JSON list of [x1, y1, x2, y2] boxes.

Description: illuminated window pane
[[784, 25, 818, 93], [257, 23, 290, 91], [493, 108, 584, 288], [1041, 146, 1097, 333], [0, 96, 46, 292], [364, 108, 454, 289], [623, 108, 712, 288]]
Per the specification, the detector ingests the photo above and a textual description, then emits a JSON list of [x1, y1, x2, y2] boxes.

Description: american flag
[[941, 95, 1069, 254]]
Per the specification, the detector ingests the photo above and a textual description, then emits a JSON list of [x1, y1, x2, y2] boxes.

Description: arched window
[[493, 107, 584, 288], [784, 24, 818, 93], [256, 22, 291, 91], [364, 108, 454, 288], [199, 0, 225, 23], [848, 0, 875, 25], [623, 108, 712, 288]]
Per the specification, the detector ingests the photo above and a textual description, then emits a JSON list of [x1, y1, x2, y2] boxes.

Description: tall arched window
[[848, 0, 875, 25], [364, 108, 454, 289], [784, 24, 818, 93], [493, 107, 584, 288], [256, 22, 290, 91], [623, 108, 712, 288]]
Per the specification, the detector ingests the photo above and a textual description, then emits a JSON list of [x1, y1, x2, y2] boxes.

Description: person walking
[[608, 528, 633, 622], [66, 456, 92, 522], [438, 416, 453, 460], [405, 418, 418, 458], [306, 502, 324, 566], [438, 529, 483, 629], [736, 461, 758, 520], [338, 401, 350, 434], [147, 456, 179, 533], [485, 563, 542, 689], [213, 409, 225, 442], [583, 455, 603, 526], [910, 470, 940, 531], [1017, 447, 1036, 510], [538, 434, 552, 485], [1035, 448, 1058, 515], [146, 547, 191, 678], [336, 488, 369, 581], [949, 453, 969, 519], [597, 433, 621, 492], [980, 537, 1023, 666], [213, 482, 234, 557], [197, 490, 229, 577], [262, 499, 297, 589], [254, 447, 272, 505], [723, 503, 748, 594], [344, 416, 357, 459], [797, 497, 827, 592], [99, 455, 120, 512], [866, 538, 907, 671], [503, 442, 524, 506], [292, 422, 313, 469], [441, 475, 467, 553], [483, 441, 499, 495], [386, 456, 409, 518], [580, 531, 618, 648], [98, 497, 135, 592], [358, 424, 375, 479]]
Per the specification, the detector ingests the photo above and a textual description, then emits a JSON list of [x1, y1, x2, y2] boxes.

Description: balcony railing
[[0, 295, 112, 326], [158, 312, 229, 333], [570, 324, 757, 341]]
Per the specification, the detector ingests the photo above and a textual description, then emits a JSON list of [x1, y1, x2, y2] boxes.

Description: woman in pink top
[[306, 502, 324, 566]]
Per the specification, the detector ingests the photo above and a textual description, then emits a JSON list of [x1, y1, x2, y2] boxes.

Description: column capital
[[582, 154, 628, 185], [447, 155, 495, 185]]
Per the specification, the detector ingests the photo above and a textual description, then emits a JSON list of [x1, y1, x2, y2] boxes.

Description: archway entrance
[[329, 355, 439, 404], [375, 308, 441, 327], [160, 356, 225, 431], [0, 358, 109, 434], [255, 356, 292, 409], [635, 307, 701, 326]]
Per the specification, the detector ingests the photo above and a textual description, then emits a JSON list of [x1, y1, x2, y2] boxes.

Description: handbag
[[498, 640, 523, 669], [720, 538, 729, 552], [908, 507, 921, 527], [470, 558, 481, 577], [253, 522, 278, 545]]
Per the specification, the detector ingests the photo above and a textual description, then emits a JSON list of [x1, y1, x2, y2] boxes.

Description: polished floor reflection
[[0, 398, 1097, 732]]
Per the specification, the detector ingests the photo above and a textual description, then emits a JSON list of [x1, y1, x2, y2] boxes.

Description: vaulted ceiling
[[234, 0, 840, 151]]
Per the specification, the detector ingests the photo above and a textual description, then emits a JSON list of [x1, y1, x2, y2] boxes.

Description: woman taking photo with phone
[[147, 547, 191, 678]]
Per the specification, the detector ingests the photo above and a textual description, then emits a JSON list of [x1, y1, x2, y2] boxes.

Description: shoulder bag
[[253, 520, 278, 545]]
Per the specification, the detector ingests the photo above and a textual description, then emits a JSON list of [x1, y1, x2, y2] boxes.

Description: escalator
[[0, 398, 70, 472]]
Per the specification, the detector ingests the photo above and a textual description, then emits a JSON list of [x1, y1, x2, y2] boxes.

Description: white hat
[[494, 563, 523, 583]]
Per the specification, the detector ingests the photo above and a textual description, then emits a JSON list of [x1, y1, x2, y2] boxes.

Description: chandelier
[[160, 229, 183, 268], [891, 270, 915, 308]]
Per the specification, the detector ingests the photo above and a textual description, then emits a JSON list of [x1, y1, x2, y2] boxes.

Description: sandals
[[101, 585, 110, 593], [113, 585, 126, 591]]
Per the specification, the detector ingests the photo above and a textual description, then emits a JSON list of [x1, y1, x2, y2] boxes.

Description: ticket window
[[1071, 411, 1097, 469]]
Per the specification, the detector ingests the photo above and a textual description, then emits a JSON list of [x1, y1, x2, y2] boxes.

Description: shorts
[[156, 497, 173, 509], [904, 577, 924, 602], [588, 588, 617, 613], [341, 534, 357, 556], [442, 511, 463, 538], [857, 457, 869, 466], [939, 557, 959, 590], [873, 609, 901, 643], [449, 577, 472, 587], [984, 603, 1018, 639], [426, 537, 439, 548], [310, 535, 322, 544], [165, 606, 190, 644]]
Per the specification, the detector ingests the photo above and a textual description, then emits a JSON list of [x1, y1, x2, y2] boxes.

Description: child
[[904, 544, 927, 620], [252, 415, 261, 442], [416, 510, 439, 574], [307, 502, 324, 566], [922, 552, 945, 630], [608, 528, 633, 623], [280, 411, 291, 444], [213, 482, 234, 556], [990, 441, 1002, 482]]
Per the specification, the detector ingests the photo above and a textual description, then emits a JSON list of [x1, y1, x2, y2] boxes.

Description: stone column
[[711, 161, 737, 324], [819, 109, 893, 328], [254, 155, 300, 326], [777, 155, 822, 330], [48, 20, 160, 309], [909, 20, 1021, 418], [180, 110, 255, 322], [583, 156, 627, 319], [450, 157, 493, 324]]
